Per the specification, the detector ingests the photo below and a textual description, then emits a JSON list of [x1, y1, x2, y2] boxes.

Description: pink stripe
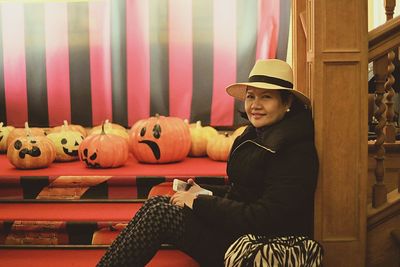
[[168, 0, 193, 120], [210, 0, 236, 126], [89, 0, 112, 125], [256, 0, 280, 59], [45, 3, 71, 126], [126, 0, 150, 126], [2, 3, 28, 127]]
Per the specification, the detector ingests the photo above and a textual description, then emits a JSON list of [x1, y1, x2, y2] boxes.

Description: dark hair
[[238, 90, 308, 120]]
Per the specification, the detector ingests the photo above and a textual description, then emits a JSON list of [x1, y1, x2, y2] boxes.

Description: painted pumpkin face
[[129, 115, 191, 163], [47, 130, 84, 162], [0, 122, 15, 152], [7, 123, 46, 148], [79, 126, 129, 168], [7, 136, 56, 169]]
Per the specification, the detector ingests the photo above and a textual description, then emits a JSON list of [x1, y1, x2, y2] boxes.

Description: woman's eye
[[246, 94, 254, 99], [262, 94, 271, 99]]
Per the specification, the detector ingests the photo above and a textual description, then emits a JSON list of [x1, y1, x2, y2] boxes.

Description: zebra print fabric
[[224, 235, 323, 267]]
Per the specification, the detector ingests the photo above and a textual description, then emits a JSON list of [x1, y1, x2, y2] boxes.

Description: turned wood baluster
[[373, 56, 388, 208], [384, 0, 397, 143]]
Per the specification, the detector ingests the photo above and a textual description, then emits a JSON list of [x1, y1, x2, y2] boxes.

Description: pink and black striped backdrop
[[0, 0, 290, 128]]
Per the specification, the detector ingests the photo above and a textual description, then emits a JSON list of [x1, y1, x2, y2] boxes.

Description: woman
[[97, 59, 319, 267]]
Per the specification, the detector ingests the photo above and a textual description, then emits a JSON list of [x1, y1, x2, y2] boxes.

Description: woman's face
[[245, 88, 291, 128]]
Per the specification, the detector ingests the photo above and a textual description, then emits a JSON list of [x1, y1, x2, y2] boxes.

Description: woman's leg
[[97, 195, 186, 267]]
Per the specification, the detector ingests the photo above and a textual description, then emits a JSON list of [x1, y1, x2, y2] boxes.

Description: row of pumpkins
[[0, 115, 247, 169]]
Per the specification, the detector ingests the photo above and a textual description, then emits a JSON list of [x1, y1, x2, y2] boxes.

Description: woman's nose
[[251, 97, 261, 108]]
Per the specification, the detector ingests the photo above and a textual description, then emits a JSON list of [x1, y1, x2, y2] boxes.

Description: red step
[[0, 247, 199, 267]]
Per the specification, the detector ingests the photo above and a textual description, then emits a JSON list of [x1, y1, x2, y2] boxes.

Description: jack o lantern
[[188, 121, 218, 157], [89, 120, 129, 141], [47, 126, 84, 162], [0, 122, 15, 153], [129, 114, 191, 163], [50, 120, 87, 137], [206, 132, 234, 161], [79, 123, 129, 168], [7, 122, 46, 148], [231, 125, 248, 139], [88, 120, 126, 135], [7, 124, 56, 169]]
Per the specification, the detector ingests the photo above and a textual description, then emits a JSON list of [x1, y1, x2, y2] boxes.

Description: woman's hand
[[186, 179, 206, 194], [170, 191, 197, 209]]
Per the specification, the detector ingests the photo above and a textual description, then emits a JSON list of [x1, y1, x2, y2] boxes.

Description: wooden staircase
[[0, 155, 227, 266]]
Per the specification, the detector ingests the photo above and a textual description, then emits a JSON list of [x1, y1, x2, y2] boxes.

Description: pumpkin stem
[[183, 119, 189, 125], [155, 113, 160, 118], [24, 122, 32, 137], [224, 132, 229, 137], [0, 122, 3, 128], [196, 121, 202, 128], [101, 121, 106, 135], [63, 120, 68, 127]]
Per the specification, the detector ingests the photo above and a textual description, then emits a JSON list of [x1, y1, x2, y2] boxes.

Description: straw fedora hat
[[226, 59, 310, 106]]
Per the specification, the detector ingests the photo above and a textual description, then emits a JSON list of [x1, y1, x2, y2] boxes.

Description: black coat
[[181, 109, 319, 266]]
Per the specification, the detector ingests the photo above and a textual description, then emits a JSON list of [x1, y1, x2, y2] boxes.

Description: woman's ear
[[286, 94, 294, 111]]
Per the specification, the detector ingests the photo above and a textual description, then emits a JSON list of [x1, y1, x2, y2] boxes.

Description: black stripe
[[234, 0, 257, 126], [136, 176, 166, 199], [24, 3, 49, 127], [0, 8, 6, 124], [111, 0, 128, 127], [20, 176, 49, 199], [149, 0, 169, 117], [276, 0, 291, 61], [191, 0, 213, 125], [68, 2, 92, 127], [66, 222, 98, 245], [249, 75, 293, 88]]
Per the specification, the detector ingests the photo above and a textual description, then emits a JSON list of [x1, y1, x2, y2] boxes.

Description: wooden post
[[292, 0, 368, 265]]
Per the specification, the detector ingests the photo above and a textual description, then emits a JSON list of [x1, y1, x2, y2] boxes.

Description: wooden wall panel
[[292, 0, 368, 266]]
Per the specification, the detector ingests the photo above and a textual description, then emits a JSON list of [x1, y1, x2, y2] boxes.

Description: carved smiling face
[[0, 123, 15, 152], [129, 115, 191, 163], [47, 130, 84, 162], [7, 136, 56, 169]]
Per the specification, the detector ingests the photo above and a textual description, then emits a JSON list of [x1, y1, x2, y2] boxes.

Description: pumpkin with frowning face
[[7, 122, 46, 148], [78, 124, 129, 168], [130, 114, 191, 163], [7, 125, 56, 169], [0, 122, 15, 153], [47, 127, 84, 162]]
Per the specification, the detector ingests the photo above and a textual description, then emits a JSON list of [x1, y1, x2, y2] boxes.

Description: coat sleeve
[[191, 142, 318, 235]]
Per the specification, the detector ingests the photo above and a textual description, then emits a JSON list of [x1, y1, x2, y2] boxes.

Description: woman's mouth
[[251, 113, 265, 119]]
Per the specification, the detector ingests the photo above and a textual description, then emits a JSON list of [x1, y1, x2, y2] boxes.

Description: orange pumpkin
[[206, 132, 234, 161], [130, 114, 191, 163], [88, 119, 126, 135], [231, 125, 248, 139], [0, 122, 15, 152], [7, 122, 46, 148], [7, 124, 56, 169], [79, 123, 129, 168], [89, 120, 129, 141], [50, 120, 87, 137], [188, 121, 218, 157]]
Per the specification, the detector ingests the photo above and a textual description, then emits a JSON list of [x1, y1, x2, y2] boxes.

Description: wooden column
[[292, 0, 368, 266]]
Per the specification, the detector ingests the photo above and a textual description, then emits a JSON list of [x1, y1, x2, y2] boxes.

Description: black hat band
[[248, 75, 293, 88]]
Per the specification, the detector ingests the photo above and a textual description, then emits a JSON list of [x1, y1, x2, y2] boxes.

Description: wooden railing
[[368, 0, 400, 208]]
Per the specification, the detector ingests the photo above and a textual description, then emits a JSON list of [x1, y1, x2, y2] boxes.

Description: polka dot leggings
[[97, 196, 186, 267]]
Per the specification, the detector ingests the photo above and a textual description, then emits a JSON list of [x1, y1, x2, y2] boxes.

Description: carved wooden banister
[[368, 6, 400, 207], [368, 16, 400, 61]]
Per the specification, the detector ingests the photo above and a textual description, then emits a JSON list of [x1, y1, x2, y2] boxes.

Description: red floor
[[0, 203, 141, 221], [0, 248, 199, 267]]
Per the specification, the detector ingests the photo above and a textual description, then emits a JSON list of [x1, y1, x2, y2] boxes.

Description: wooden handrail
[[368, 15, 400, 61]]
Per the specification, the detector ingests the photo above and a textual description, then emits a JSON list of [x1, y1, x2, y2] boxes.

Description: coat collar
[[238, 109, 315, 153]]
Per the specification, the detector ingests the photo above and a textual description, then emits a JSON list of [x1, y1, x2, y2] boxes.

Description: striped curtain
[[0, 0, 290, 128]]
